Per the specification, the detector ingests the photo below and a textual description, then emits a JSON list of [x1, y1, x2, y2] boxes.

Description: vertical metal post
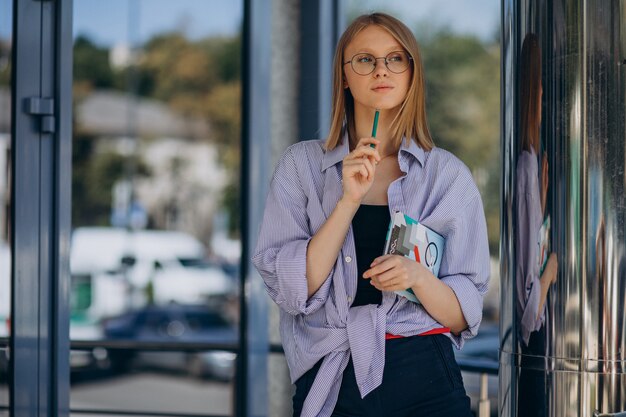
[[298, 0, 343, 141], [501, 1, 626, 416], [478, 373, 490, 417], [10, 0, 72, 415], [11, 0, 44, 414], [53, 0, 73, 415], [240, 0, 271, 416]]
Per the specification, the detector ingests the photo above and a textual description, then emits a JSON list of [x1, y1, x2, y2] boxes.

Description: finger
[[356, 137, 381, 148], [346, 159, 374, 181], [362, 157, 375, 180], [375, 269, 401, 285], [378, 277, 402, 291], [344, 162, 367, 176], [371, 276, 401, 291], [350, 146, 381, 163], [342, 164, 361, 178], [363, 257, 396, 278], [358, 165, 368, 179], [370, 254, 392, 267], [370, 276, 383, 289]]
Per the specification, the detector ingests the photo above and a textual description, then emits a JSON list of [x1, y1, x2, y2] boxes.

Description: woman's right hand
[[545, 252, 558, 284], [341, 138, 381, 205]]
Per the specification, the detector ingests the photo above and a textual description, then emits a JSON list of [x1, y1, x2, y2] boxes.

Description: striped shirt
[[515, 149, 545, 346], [252, 135, 490, 417]]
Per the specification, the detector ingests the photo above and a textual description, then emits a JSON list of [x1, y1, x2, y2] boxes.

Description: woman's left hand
[[362, 254, 426, 291]]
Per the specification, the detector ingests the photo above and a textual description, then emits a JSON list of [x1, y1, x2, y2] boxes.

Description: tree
[[73, 35, 114, 90], [420, 29, 501, 252]]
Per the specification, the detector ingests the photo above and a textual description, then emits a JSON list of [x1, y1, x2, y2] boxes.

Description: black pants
[[293, 334, 472, 417], [517, 326, 547, 417]]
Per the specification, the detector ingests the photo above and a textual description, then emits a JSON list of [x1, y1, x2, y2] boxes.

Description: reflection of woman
[[252, 13, 490, 417], [515, 33, 558, 417], [516, 33, 558, 346]]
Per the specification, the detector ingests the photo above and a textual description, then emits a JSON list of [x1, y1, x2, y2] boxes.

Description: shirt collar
[[321, 131, 350, 172], [399, 136, 426, 166], [321, 132, 426, 172]]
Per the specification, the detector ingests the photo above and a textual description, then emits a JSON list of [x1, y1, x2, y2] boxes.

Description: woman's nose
[[372, 62, 389, 77]]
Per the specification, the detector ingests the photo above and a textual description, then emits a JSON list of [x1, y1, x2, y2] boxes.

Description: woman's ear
[[343, 78, 349, 89]]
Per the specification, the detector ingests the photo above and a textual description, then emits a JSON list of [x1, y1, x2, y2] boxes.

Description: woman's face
[[343, 25, 412, 112]]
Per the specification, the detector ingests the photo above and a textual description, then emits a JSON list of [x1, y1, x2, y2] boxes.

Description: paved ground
[[71, 371, 233, 416], [1, 371, 232, 416]]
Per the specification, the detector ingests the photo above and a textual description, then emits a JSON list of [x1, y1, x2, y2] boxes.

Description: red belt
[[385, 327, 450, 339]]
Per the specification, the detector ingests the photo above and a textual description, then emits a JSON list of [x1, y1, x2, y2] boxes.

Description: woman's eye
[[388, 54, 404, 62], [356, 55, 374, 64]]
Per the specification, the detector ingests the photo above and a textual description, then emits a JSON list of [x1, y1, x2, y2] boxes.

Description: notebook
[[383, 211, 446, 304]]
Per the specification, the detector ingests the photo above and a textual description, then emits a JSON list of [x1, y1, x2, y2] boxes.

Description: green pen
[[370, 109, 380, 148]]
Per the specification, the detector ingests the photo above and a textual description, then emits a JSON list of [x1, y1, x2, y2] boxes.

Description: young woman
[[252, 12, 490, 417]]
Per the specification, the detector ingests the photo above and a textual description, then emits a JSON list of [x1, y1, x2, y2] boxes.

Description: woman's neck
[[353, 106, 400, 158]]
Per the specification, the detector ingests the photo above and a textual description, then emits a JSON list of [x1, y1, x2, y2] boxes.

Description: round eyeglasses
[[343, 51, 413, 75]]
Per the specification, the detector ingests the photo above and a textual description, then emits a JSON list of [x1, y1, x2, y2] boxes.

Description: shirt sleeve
[[251, 146, 333, 316], [516, 182, 545, 346], [438, 195, 491, 349]]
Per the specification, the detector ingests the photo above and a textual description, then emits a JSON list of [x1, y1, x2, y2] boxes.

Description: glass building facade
[[1, 1, 505, 416]]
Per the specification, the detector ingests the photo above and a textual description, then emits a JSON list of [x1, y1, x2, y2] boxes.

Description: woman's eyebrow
[[350, 46, 404, 55]]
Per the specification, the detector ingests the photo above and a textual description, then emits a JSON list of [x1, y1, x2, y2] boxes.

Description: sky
[[72, 0, 244, 46], [347, 0, 500, 41], [71, 0, 499, 47], [0, 1, 500, 45]]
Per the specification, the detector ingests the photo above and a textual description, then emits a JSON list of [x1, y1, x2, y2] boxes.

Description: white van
[[70, 227, 234, 322]]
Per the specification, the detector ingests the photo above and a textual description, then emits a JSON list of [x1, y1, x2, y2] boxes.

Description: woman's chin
[[363, 101, 400, 111]]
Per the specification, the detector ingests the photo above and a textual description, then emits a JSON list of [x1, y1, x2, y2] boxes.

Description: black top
[[350, 204, 391, 307]]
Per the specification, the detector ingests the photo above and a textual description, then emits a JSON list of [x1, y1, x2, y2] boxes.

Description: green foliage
[[200, 36, 241, 83], [0, 40, 10, 87], [72, 31, 242, 236], [72, 131, 151, 227], [141, 33, 218, 102], [71, 23, 499, 250], [73, 36, 114, 89], [420, 30, 501, 253]]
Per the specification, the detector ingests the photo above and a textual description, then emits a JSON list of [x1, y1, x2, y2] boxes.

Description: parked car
[[454, 323, 499, 417], [103, 304, 237, 380], [70, 320, 111, 374]]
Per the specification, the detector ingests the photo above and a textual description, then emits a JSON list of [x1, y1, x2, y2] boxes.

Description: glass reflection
[[514, 32, 558, 417], [0, 0, 11, 408], [70, 0, 242, 414]]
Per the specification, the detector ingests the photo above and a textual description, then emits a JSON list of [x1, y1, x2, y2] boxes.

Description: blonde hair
[[325, 13, 433, 152]]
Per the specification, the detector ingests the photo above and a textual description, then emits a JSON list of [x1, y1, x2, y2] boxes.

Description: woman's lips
[[372, 86, 393, 92]]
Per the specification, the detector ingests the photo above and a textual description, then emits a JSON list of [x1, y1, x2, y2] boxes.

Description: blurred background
[[0, 0, 500, 416]]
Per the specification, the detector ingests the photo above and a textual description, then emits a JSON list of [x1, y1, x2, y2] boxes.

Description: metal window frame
[[239, 0, 271, 416], [10, 0, 73, 416], [298, 0, 344, 141]]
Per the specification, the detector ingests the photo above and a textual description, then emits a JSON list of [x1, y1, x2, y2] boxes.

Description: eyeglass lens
[[350, 51, 411, 75]]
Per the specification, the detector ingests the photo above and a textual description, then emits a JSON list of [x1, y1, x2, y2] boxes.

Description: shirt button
[[347, 296, 352, 303], [345, 256, 352, 263]]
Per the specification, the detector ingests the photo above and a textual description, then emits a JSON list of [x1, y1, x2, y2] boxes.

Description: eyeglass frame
[[342, 50, 414, 75]]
